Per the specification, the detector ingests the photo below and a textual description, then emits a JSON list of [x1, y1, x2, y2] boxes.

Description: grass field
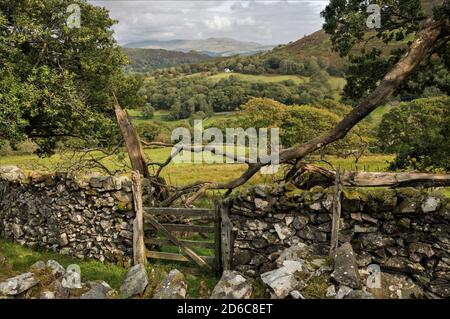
[[207, 72, 308, 84], [0, 239, 218, 298]]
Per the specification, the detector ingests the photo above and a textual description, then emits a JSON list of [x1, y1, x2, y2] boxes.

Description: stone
[[58, 233, 69, 246], [12, 224, 24, 239], [261, 265, 301, 299], [40, 291, 56, 299], [408, 242, 434, 258], [210, 271, 253, 299], [398, 198, 419, 213], [61, 268, 82, 289], [30, 261, 46, 273], [331, 243, 361, 289], [275, 244, 312, 268], [254, 198, 269, 211], [335, 285, 353, 299], [0, 166, 25, 182], [360, 233, 395, 250], [367, 272, 423, 299], [344, 290, 375, 299], [385, 257, 425, 274], [120, 264, 149, 299], [274, 223, 294, 241], [46, 260, 65, 277], [153, 269, 187, 299], [52, 279, 70, 299], [421, 197, 441, 213], [0, 273, 39, 296], [290, 290, 305, 299], [81, 281, 114, 299], [326, 285, 336, 298], [292, 216, 309, 230], [354, 225, 378, 233]]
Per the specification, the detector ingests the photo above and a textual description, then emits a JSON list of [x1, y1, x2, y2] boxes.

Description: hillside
[[124, 37, 275, 57], [123, 48, 213, 73]]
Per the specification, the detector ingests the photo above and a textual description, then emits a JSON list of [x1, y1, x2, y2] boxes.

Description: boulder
[[0, 166, 25, 182], [335, 285, 353, 299], [331, 243, 361, 289], [210, 271, 252, 299], [120, 264, 149, 299], [46, 260, 65, 277], [0, 273, 39, 296], [153, 269, 187, 299], [261, 260, 303, 299], [80, 281, 114, 299]]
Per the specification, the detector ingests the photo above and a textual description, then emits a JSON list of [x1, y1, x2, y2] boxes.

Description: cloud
[[88, 0, 329, 45], [204, 16, 234, 31]]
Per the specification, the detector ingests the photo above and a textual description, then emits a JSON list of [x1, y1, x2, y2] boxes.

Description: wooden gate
[[143, 206, 222, 273]]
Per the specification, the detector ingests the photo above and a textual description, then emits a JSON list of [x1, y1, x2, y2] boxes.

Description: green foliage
[[144, 72, 338, 120], [0, 0, 144, 155], [136, 122, 161, 142], [142, 104, 155, 119], [321, 0, 450, 104], [377, 96, 450, 171], [236, 98, 369, 152]]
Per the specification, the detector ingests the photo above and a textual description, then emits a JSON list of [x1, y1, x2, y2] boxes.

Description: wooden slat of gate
[[145, 237, 215, 249], [144, 207, 215, 219], [146, 250, 215, 264], [144, 211, 212, 269]]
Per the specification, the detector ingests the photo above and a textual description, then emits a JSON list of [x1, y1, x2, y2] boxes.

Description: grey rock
[[335, 285, 353, 299], [275, 244, 312, 268], [254, 198, 269, 211], [421, 197, 441, 213], [261, 261, 303, 299], [40, 291, 56, 299], [120, 264, 149, 299], [290, 290, 305, 299], [0, 166, 25, 182], [344, 290, 375, 299], [211, 271, 253, 299], [326, 285, 336, 298], [368, 272, 423, 299], [408, 242, 434, 258], [153, 269, 187, 299], [331, 243, 361, 289], [274, 223, 294, 241], [80, 281, 114, 299], [46, 260, 65, 277], [0, 273, 39, 296]]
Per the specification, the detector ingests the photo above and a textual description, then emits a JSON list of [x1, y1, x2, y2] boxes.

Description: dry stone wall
[[228, 183, 450, 298], [0, 166, 142, 266]]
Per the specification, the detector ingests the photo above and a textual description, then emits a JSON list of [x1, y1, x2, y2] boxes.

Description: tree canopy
[[0, 0, 144, 155], [322, 0, 450, 104]]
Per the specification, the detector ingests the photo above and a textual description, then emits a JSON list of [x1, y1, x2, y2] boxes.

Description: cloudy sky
[[88, 0, 329, 46]]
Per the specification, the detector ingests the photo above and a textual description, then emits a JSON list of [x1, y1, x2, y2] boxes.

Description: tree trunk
[[114, 98, 150, 178]]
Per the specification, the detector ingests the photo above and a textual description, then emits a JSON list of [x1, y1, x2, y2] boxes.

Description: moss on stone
[[116, 202, 132, 212], [302, 274, 331, 299]]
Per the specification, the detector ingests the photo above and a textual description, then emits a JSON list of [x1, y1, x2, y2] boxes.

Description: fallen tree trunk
[[293, 163, 450, 188]]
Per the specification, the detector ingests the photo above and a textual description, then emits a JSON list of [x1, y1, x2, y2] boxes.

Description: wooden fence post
[[330, 169, 342, 259], [214, 203, 222, 276], [132, 171, 147, 267], [220, 201, 232, 271]]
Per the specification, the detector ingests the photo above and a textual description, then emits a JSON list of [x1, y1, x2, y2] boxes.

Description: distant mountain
[[123, 38, 275, 57], [123, 48, 213, 73]]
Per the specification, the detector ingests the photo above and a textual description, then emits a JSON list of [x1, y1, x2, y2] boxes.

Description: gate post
[[220, 200, 232, 271], [131, 171, 147, 267]]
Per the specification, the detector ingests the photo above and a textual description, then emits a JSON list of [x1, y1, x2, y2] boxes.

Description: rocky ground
[[0, 240, 438, 299]]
